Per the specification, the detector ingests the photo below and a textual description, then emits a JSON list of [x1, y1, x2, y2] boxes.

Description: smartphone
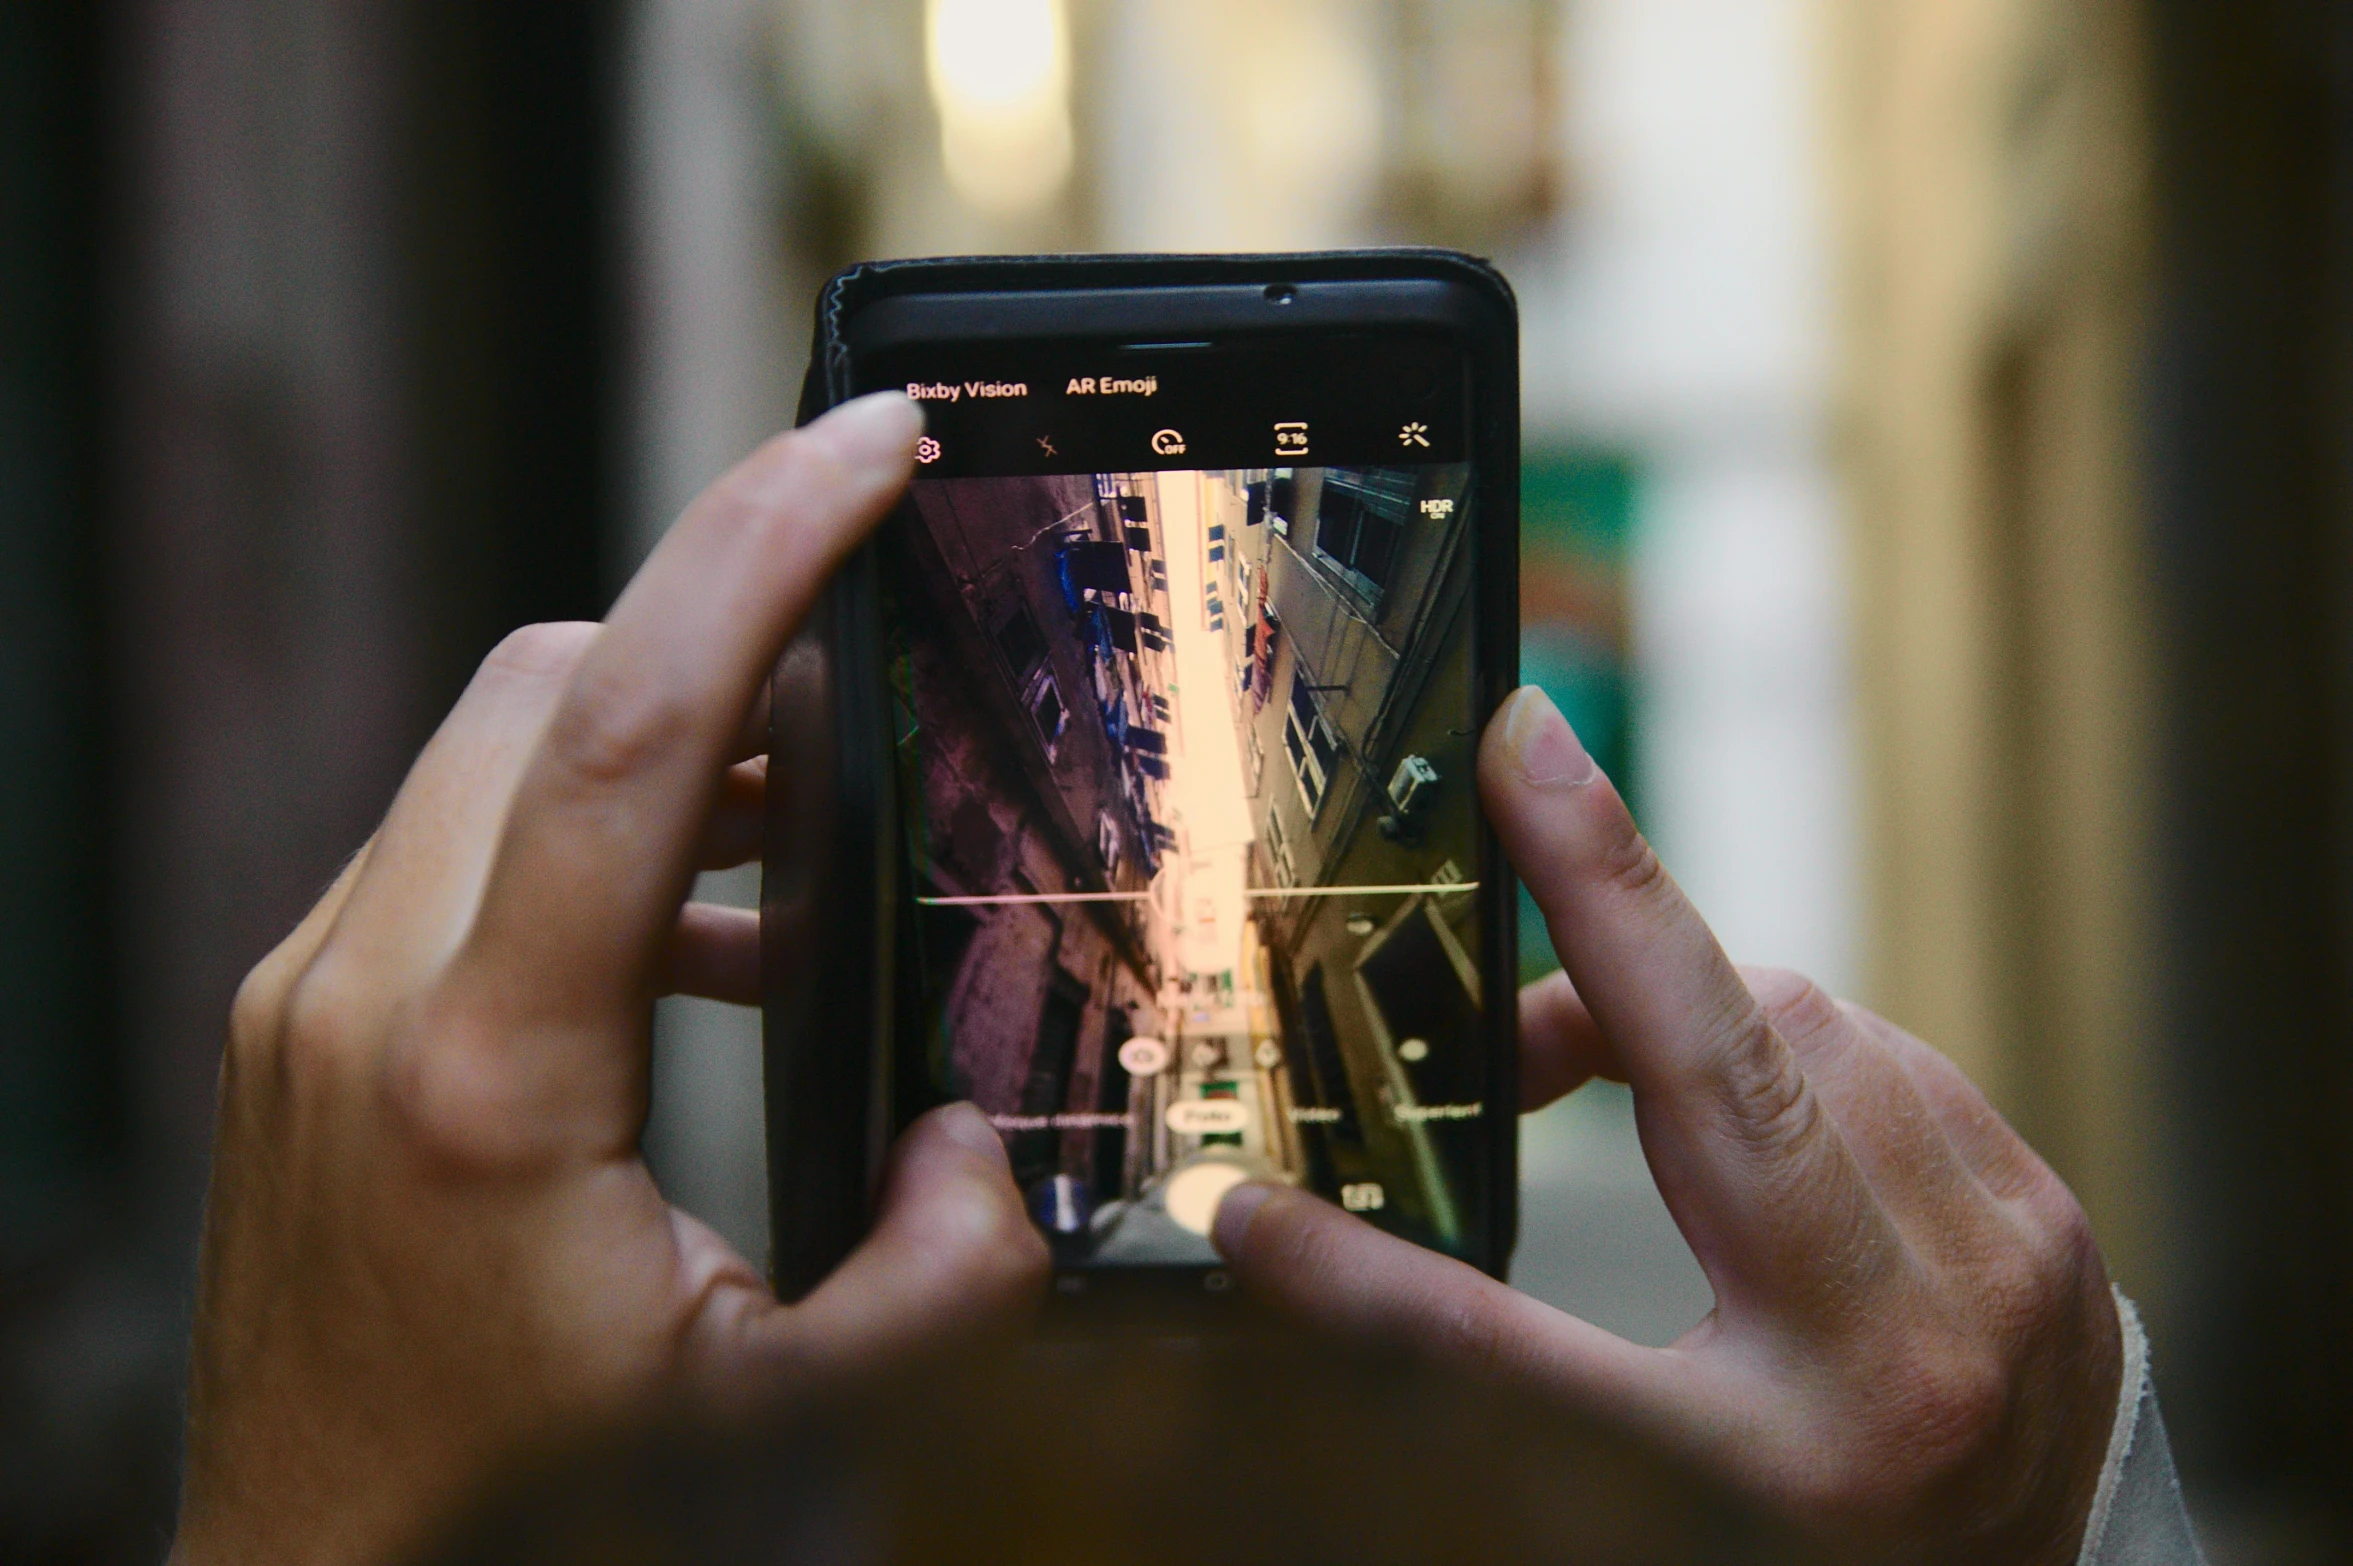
[[765, 252, 1519, 1319]]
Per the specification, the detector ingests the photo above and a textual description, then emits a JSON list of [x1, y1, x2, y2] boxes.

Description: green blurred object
[[1517, 450, 1639, 983], [1524, 454, 1637, 557]]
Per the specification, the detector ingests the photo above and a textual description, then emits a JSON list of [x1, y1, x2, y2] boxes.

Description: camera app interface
[[878, 348, 1489, 1270]]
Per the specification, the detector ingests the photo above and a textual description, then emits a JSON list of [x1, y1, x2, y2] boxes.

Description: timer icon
[[915, 435, 942, 464]]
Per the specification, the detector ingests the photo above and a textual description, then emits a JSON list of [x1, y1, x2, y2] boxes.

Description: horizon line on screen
[[915, 882, 1480, 907]]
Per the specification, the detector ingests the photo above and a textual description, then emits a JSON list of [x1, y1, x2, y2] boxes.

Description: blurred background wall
[[3, 1, 2350, 1560]]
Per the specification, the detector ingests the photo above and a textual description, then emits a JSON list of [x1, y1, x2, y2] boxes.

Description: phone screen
[[858, 331, 1497, 1282]]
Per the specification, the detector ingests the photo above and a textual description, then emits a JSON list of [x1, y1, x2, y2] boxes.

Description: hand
[[172, 394, 1048, 1566], [1213, 685, 2122, 1564]]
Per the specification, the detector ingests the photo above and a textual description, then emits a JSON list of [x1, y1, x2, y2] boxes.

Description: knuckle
[[1979, 1221, 2064, 1325], [1750, 968, 1844, 1042], [993, 1208, 1053, 1297], [1833, 995, 1904, 1038], [1887, 1346, 2015, 1501], [1588, 810, 1670, 903], [545, 662, 701, 789], [226, 952, 294, 1065], [1521, 967, 1576, 1010], [2044, 1190, 2104, 1281], [1428, 1281, 1516, 1379], [375, 1017, 530, 1175], [2004, 1183, 2105, 1318], [1908, 1338, 2014, 1456], [1708, 1002, 1820, 1153], [242, 949, 384, 1112], [368, 983, 573, 1176], [968, 1161, 1044, 1256], [480, 620, 599, 683], [276, 952, 376, 1068]]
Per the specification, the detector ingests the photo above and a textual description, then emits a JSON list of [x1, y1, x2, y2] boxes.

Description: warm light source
[[1163, 1159, 1251, 1236], [925, 0, 1073, 214]]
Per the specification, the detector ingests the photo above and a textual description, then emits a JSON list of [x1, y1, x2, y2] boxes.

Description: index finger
[[1479, 687, 1896, 1321], [455, 393, 922, 1032]]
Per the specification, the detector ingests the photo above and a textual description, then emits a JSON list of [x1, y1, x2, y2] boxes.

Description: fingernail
[[815, 391, 923, 472], [1500, 685, 1596, 789], [1211, 1181, 1275, 1258], [936, 1102, 1010, 1169]]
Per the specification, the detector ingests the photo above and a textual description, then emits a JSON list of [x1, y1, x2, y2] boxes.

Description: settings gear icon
[[915, 435, 943, 464]]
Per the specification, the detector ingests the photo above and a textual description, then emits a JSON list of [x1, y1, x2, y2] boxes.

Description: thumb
[[1212, 1182, 1663, 1410], [755, 1105, 1049, 1377]]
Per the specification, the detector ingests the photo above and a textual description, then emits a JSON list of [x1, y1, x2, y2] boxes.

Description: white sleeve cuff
[[2076, 1288, 2205, 1566]]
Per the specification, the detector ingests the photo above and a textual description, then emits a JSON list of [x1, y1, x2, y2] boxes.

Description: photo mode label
[[1165, 1100, 1252, 1136]]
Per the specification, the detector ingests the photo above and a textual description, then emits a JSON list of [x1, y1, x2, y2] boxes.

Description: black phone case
[[764, 250, 1521, 1301]]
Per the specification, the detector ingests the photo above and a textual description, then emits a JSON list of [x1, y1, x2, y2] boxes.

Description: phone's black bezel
[[765, 252, 1521, 1313]]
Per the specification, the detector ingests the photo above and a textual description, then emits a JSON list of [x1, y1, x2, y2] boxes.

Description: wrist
[[1978, 1280, 2131, 1566]]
